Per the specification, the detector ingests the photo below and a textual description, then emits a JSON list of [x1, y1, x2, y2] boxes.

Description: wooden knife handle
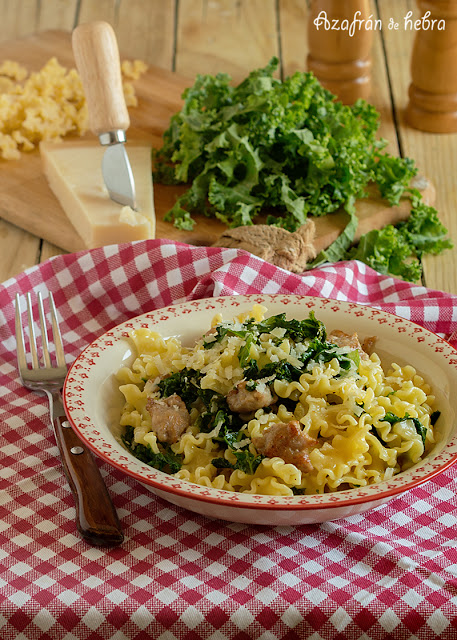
[[54, 414, 124, 546], [72, 20, 129, 135]]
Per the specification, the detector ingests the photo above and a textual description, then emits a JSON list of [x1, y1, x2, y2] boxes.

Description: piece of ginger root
[[213, 219, 316, 273]]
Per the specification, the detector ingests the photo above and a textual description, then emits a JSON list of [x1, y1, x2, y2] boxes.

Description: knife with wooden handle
[[72, 21, 137, 209]]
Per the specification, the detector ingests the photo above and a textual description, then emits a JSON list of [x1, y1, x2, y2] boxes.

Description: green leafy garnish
[[205, 311, 326, 351], [254, 311, 327, 343], [238, 333, 255, 367], [300, 339, 360, 374], [381, 411, 427, 446], [242, 338, 359, 384], [203, 325, 251, 348], [158, 368, 219, 410], [347, 193, 453, 281], [209, 411, 264, 473], [243, 359, 303, 383], [212, 451, 264, 475], [347, 225, 422, 282], [233, 450, 264, 474], [153, 57, 451, 281], [122, 425, 183, 473]]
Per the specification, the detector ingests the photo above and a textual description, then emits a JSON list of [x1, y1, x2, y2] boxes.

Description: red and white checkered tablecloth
[[1, 239, 457, 640]]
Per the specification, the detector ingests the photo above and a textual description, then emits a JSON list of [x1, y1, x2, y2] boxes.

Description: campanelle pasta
[[116, 305, 439, 496]]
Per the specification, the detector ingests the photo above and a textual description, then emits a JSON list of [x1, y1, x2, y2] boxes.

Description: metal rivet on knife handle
[[71, 446, 84, 455]]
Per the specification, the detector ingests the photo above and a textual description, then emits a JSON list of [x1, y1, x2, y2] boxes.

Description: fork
[[15, 290, 124, 546]]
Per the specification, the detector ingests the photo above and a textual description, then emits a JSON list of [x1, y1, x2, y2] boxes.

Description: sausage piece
[[146, 394, 190, 444], [227, 380, 274, 414], [328, 329, 372, 361], [252, 420, 316, 472], [362, 335, 377, 356]]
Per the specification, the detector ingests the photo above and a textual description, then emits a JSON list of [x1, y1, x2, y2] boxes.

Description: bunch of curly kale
[[153, 57, 452, 281]]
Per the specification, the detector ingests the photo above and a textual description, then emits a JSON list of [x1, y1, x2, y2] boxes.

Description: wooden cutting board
[[0, 30, 435, 254]]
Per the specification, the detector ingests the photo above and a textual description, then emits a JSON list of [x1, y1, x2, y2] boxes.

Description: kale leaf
[[254, 311, 326, 342], [381, 411, 427, 446], [300, 338, 360, 373], [212, 451, 264, 475], [205, 311, 326, 352], [242, 338, 359, 385], [210, 410, 264, 474], [122, 425, 182, 473], [203, 325, 251, 349], [238, 333, 255, 367], [347, 193, 453, 282], [243, 359, 303, 383], [347, 225, 422, 282], [158, 368, 219, 410]]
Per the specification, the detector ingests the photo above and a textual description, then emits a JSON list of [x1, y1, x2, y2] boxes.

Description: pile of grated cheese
[[0, 57, 147, 160]]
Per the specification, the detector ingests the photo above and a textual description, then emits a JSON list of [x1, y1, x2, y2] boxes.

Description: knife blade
[[101, 135, 136, 207], [72, 21, 137, 210]]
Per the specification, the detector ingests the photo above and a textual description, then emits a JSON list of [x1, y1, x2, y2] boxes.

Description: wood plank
[[279, 0, 308, 79], [366, 0, 401, 154], [175, 0, 279, 82], [379, 0, 457, 294], [40, 242, 65, 265], [0, 219, 40, 282], [115, 0, 176, 69], [77, 0, 117, 26], [37, 0, 78, 31], [0, 0, 38, 42]]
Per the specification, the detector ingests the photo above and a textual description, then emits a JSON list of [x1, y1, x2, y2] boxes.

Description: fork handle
[[50, 396, 124, 546]]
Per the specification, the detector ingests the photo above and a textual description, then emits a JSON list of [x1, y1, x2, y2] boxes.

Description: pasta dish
[[116, 305, 439, 496]]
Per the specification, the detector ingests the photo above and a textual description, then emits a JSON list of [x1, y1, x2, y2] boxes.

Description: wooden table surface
[[1, 0, 456, 293]]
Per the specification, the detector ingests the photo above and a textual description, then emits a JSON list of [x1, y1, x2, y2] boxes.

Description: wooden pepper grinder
[[406, 1, 457, 133], [307, 0, 374, 104]]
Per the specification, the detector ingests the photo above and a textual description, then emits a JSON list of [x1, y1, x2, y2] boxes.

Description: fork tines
[[15, 291, 66, 370]]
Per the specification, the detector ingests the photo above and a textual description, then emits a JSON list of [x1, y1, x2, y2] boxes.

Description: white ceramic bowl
[[63, 294, 457, 525]]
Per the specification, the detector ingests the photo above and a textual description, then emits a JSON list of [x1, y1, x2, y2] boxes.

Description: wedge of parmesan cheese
[[40, 139, 155, 249]]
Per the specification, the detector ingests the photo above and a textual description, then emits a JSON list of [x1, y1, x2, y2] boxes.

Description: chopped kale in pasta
[[380, 411, 431, 447], [212, 450, 264, 475], [122, 425, 183, 473], [116, 305, 439, 496]]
